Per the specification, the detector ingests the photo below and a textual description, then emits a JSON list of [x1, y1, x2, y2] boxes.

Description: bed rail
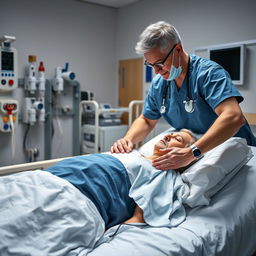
[[0, 156, 74, 176], [128, 100, 144, 126]]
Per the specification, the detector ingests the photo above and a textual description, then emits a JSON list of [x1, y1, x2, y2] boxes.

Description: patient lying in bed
[[45, 128, 196, 228], [0, 130, 196, 255]]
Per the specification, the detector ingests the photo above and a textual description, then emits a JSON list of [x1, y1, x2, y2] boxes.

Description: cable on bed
[[109, 223, 147, 238]]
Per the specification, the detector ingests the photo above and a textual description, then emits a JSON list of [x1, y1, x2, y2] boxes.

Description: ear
[[176, 43, 183, 54]]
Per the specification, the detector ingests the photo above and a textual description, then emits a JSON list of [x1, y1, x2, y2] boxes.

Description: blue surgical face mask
[[167, 52, 182, 81]]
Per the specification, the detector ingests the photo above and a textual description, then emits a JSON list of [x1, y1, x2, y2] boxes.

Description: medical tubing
[[57, 94, 63, 135], [53, 93, 64, 136], [167, 81, 170, 99], [56, 112, 63, 136], [109, 223, 146, 238], [55, 94, 64, 153], [109, 223, 123, 238], [164, 81, 170, 99], [161, 81, 170, 114], [9, 114, 15, 162], [23, 124, 31, 161], [23, 124, 30, 150], [186, 56, 191, 100]]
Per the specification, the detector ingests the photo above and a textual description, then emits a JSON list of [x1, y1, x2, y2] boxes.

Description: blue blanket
[[45, 154, 135, 229]]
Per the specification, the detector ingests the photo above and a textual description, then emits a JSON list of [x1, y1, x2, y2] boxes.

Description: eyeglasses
[[144, 44, 177, 69]]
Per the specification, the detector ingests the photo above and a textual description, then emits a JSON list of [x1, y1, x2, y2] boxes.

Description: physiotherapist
[[111, 21, 256, 170]]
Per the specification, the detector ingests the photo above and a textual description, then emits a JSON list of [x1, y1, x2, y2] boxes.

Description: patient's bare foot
[[124, 205, 145, 224]]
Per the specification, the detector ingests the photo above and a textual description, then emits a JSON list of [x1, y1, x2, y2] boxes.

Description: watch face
[[193, 148, 201, 157]]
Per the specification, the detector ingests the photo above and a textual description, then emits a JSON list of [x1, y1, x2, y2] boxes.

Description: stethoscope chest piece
[[160, 105, 166, 114], [183, 99, 196, 113]]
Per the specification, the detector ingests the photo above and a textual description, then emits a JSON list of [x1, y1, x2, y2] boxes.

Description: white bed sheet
[[0, 170, 105, 256], [88, 146, 256, 256]]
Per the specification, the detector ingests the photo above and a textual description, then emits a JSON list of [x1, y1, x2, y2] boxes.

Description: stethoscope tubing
[[160, 55, 196, 114]]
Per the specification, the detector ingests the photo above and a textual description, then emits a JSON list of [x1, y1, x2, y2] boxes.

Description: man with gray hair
[[111, 21, 256, 170]]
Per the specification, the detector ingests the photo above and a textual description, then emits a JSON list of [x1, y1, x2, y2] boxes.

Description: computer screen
[[209, 44, 245, 85]]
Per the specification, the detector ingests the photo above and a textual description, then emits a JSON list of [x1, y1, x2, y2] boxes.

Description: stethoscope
[[160, 56, 197, 114]]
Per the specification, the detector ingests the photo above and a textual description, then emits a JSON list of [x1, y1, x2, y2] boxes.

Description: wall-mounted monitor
[[209, 44, 245, 85]]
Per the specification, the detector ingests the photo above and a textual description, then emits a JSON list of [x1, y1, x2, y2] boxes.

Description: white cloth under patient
[[110, 151, 190, 227]]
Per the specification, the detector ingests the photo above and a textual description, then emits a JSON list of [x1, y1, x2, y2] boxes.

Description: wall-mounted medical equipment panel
[[52, 63, 76, 93], [24, 55, 46, 94], [0, 36, 18, 92], [0, 99, 19, 132], [22, 97, 45, 125]]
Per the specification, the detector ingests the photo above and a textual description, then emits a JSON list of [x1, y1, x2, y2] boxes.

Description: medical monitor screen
[[209, 45, 244, 85], [1, 51, 14, 71]]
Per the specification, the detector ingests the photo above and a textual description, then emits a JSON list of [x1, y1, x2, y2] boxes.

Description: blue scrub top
[[143, 55, 256, 146]]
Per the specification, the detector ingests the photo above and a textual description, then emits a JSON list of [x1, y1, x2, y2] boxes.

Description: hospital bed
[[0, 132, 256, 256]]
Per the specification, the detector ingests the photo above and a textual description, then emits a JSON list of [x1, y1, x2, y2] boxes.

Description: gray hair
[[179, 129, 198, 146], [135, 21, 181, 54]]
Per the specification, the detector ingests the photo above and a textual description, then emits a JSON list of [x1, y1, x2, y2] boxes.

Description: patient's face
[[153, 131, 193, 155]]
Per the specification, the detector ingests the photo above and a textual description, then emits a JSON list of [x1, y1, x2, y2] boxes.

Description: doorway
[[118, 58, 143, 123]]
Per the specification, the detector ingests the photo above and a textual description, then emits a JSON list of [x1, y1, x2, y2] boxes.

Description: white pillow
[[182, 137, 253, 208]]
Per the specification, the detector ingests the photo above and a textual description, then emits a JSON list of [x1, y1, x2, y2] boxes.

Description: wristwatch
[[190, 144, 203, 159]]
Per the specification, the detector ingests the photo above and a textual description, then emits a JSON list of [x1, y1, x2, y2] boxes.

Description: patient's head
[[153, 129, 197, 156]]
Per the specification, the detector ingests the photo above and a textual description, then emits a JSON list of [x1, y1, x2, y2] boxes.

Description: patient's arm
[[124, 205, 145, 224]]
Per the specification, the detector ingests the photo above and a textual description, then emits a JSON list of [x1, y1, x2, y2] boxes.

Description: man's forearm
[[124, 115, 157, 144], [194, 111, 245, 154]]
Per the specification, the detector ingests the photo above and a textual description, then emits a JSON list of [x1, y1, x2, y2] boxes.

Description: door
[[118, 58, 143, 123]]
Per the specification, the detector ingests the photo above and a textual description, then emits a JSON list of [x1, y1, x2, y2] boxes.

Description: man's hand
[[152, 147, 194, 170], [111, 138, 134, 153]]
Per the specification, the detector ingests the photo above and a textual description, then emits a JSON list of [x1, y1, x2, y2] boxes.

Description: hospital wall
[[116, 0, 256, 115], [1, 0, 256, 167], [0, 0, 118, 166]]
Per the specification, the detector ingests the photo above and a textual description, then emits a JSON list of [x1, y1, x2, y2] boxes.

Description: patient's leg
[[124, 205, 145, 224]]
